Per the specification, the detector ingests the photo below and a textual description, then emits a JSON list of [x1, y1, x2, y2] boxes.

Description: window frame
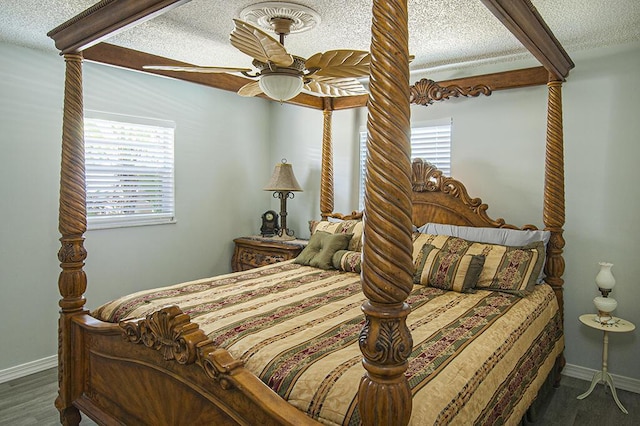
[[84, 111, 176, 230]]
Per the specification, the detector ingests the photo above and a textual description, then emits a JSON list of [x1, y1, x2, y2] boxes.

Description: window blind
[[359, 119, 452, 209], [84, 112, 176, 230]]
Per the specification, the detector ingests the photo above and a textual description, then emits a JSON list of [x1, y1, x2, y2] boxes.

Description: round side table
[[576, 313, 635, 414]]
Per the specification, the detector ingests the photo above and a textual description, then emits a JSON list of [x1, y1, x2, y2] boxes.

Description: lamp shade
[[264, 160, 302, 192], [259, 73, 303, 102], [595, 262, 615, 290]]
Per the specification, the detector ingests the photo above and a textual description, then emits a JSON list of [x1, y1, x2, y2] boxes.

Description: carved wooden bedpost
[[320, 106, 334, 219], [55, 52, 87, 426], [543, 76, 566, 322], [358, 0, 413, 425]]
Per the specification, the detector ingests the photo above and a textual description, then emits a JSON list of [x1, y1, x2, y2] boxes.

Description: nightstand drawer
[[232, 237, 308, 272]]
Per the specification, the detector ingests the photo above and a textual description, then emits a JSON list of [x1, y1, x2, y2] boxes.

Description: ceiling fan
[[143, 5, 371, 102]]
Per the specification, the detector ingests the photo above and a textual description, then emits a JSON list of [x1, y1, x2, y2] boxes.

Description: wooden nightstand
[[232, 236, 308, 272]]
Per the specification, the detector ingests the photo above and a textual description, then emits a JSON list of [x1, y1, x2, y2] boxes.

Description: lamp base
[[595, 311, 616, 325], [593, 296, 617, 325], [270, 228, 296, 241], [271, 234, 295, 241]]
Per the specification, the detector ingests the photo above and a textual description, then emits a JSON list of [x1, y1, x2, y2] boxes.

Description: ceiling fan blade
[[305, 77, 368, 97], [237, 80, 263, 97], [305, 50, 370, 78], [230, 19, 294, 67], [143, 65, 252, 73]]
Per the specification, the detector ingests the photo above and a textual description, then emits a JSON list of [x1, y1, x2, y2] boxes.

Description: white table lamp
[[593, 262, 617, 324]]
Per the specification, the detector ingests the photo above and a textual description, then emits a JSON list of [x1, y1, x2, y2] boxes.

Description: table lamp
[[593, 262, 617, 324], [264, 159, 302, 240]]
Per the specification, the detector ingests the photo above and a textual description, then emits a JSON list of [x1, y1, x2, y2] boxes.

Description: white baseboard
[[563, 363, 640, 394], [0, 355, 57, 384]]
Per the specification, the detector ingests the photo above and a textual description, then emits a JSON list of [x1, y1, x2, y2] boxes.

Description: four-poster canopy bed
[[48, 0, 573, 425]]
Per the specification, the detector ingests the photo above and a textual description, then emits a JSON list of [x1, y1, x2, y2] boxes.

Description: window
[[84, 111, 176, 230], [358, 119, 451, 209]]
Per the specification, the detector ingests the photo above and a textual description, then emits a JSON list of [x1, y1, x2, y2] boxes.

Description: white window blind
[[359, 119, 452, 209], [84, 112, 176, 230]]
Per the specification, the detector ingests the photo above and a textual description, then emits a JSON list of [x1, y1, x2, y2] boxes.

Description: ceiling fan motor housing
[[253, 56, 306, 76]]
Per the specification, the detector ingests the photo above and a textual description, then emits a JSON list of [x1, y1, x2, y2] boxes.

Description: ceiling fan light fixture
[[259, 73, 303, 102]]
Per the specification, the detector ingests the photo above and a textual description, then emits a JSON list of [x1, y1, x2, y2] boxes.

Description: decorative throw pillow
[[412, 233, 544, 296], [332, 250, 362, 273], [294, 231, 353, 270], [413, 243, 485, 293], [471, 240, 545, 296], [309, 219, 364, 252], [411, 232, 451, 259], [416, 223, 550, 283]]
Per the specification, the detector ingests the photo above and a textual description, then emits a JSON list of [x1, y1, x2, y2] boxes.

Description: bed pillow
[[413, 243, 485, 293], [412, 232, 453, 259], [473, 240, 545, 296], [416, 223, 550, 283], [294, 231, 353, 270], [309, 219, 364, 252], [417, 223, 551, 246], [412, 233, 544, 296], [332, 250, 362, 273]]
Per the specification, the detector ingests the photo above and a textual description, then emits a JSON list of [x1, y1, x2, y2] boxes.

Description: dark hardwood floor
[[1, 367, 638, 425], [526, 374, 640, 426], [0, 368, 96, 426]]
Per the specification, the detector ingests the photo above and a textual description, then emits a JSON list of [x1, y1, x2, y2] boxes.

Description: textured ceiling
[[2, 0, 639, 73]]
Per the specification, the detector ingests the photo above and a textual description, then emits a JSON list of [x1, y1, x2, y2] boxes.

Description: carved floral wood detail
[[120, 306, 243, 390], [410, 78, 491, 106]]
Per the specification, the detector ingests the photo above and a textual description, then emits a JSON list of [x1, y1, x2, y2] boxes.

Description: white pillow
[[416, 223, 550, 283]]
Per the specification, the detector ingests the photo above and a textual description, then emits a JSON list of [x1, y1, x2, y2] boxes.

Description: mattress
[[93, 261, 563, 426]]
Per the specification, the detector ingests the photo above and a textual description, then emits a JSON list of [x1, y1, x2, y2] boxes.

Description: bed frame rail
[[68, 309, 319, 426]]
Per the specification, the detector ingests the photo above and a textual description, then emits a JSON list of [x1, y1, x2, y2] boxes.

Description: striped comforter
[[93, 261, 563, 426]]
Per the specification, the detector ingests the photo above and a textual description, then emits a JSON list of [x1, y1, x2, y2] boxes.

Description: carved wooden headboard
[[329, 158, 537, 231], [409, 158, 564, 321], [410, 158, 526, 230]]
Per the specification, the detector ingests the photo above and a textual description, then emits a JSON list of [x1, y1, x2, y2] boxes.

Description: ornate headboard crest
[[326, 159, 532, 231], [411, 158, 527, 229], [411, 158, 483, 203]]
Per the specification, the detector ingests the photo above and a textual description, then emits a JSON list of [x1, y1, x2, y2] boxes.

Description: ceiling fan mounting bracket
[[240, 2, 321, 35], [272, 17, 293, 38]]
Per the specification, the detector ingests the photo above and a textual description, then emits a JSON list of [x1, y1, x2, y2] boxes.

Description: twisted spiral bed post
[[320, 109, 334, 219], [55, 52, 87, 426], [544, 76, 567, 383], [543, 77, 566, 319], [358, 0, 414, 424]]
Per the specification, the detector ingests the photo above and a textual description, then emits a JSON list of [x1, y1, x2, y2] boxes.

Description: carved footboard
[[69, 308, 318, 426]]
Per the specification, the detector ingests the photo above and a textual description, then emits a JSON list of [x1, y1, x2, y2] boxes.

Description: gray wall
[[0, 42, 272, 371], [1, 39, 638, 386], [270, 42, 640, 382]]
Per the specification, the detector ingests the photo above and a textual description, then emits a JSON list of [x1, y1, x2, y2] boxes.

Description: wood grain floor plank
[[1, 368, 638, 425]]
